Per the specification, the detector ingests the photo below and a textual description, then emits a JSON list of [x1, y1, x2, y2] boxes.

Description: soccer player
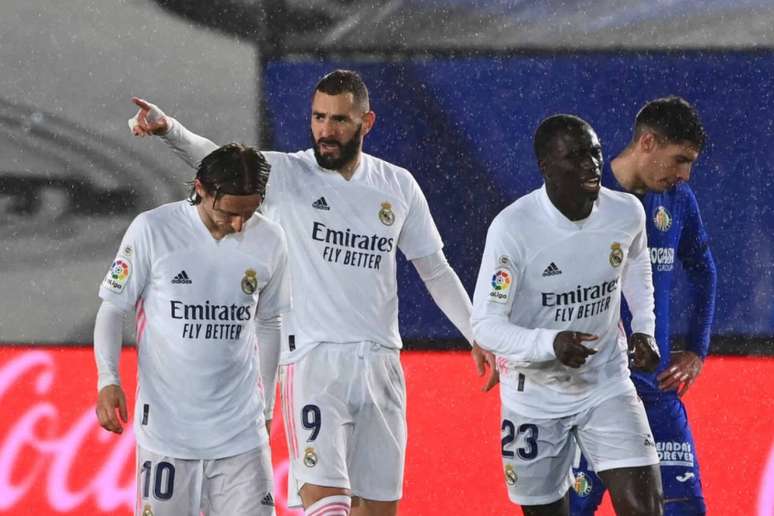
[[128, 70, 495, 516], [472, 114, 664, 516], [570, 98, 717, 515], [94, 144, 290, 516]]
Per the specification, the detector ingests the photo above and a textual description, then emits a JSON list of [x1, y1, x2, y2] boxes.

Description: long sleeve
[[256, 314, 281, 421], [93, 300, 126, 390], [470, 217, 559, 362], [622, 221, 656, 337], [161, 117, 219, 168], [411, 251, 474, 345], [678, 189, 717, 358]]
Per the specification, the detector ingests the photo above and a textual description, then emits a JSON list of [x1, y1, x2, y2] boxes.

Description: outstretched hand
[[96, 384, 128, 434], [128, 97, 169, 136], [629, 332, 660, 373], [471, 342, 499, 391], [553, 331, 598, 368], [657, 350, 703, 396]]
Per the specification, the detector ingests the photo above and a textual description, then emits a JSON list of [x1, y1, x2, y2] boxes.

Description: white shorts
[[135, 445, 275, 516], [500, 392, 658, 506], [279, 342, 406, 506]]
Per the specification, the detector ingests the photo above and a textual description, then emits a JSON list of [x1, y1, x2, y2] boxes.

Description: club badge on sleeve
[[102, 257, 131, 293]]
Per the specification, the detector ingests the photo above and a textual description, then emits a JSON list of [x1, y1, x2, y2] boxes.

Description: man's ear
[[361, 110, 376, 136], [638, 131, 659, 153]]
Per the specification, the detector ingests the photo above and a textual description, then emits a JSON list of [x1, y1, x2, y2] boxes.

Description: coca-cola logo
[[0, 349, 301, 514]]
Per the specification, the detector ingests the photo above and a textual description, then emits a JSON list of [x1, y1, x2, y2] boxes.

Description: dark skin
[[521, 121, 663, 516]]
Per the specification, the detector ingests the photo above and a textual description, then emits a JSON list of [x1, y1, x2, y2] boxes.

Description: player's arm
[[659, 188, 717, 394], [470, 218, 563, 364], [128, 97, 219, 168], [411, 251, 498, 391], [621, 208, 659, 372], [94, 300, 129, 434], [94, 213, 151, 434], [255, 230, 292, 434], [256, 314, 281, 435]]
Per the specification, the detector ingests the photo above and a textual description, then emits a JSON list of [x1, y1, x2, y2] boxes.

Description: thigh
[[645, 397, 706, 514], [500, 405, 576, 507], [204, 447, 275, 516], [279, 350, 354, 496], [349, 349, 406, 502], [136, 446, 202, 516], [577, 392, 659, 473]]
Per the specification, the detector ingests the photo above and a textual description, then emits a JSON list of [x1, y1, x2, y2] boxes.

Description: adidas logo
[[171, 270, 192, 284], [542, 262, 562, 277], [260, 492, 275, 506], [312, 197, 330, 210]]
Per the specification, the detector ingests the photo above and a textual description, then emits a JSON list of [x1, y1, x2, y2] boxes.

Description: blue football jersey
[[603, 164, 717, 400]]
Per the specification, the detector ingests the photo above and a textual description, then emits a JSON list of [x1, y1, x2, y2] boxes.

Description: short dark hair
[[534, 114, 592, 162], [634, 96, 706, 150], [188, 143, 271, 205], [314, 69, 370, 111]]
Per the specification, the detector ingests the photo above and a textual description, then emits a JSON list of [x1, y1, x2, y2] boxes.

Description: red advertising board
[[0, 347, 772, 515]]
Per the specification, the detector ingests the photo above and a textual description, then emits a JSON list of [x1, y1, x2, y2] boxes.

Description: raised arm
[[128, 97, 218, 167]]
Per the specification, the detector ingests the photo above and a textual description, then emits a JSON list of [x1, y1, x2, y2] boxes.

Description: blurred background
[[1, 1, 773, 514]]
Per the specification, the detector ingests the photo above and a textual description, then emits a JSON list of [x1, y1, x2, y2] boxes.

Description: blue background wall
[[263, 52, 774, 343]]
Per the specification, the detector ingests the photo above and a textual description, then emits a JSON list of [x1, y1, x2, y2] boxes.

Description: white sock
[[304, 494, 351, 516]]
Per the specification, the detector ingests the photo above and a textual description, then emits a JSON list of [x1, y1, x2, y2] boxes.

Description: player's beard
[[312, 125, 362, 171]]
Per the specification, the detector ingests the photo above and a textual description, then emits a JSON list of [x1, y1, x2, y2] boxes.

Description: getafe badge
[[304, 447, 318, 468], [142, 504, 154, 516], [609, 242, 624, 267], [573, 472, 593, 497], [241, 268, 258, 295], [504, 464, 518, 486], [378, 202, 395, 226], [653, 206, 672, 232]]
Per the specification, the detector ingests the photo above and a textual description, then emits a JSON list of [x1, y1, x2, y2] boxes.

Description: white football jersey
[[99, 201, 290, 459], [261, 150, 443, 363], [471, 186, 655, 418], [162, 121, 444, 362]]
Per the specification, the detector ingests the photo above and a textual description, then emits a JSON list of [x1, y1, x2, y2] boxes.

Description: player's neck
[[336, 153, 362, 181], [546, 188, 594, 221], [610, 151, 648, 195]]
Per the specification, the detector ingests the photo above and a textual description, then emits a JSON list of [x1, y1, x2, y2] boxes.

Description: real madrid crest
[[573, 472, 593, 496], [609, 242, 624, 267], [653, 206, 672, 232], [378, 202, 395, 226], [504, 464, 518, 486], [142, 504, 154, 516], [304, 447, 318, 468], [241, 268, 258, 295]]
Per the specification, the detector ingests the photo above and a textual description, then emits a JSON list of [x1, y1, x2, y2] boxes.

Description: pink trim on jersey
[[282, 364, 298, 458], [135, 298, 147, 344], [307, 502, 350, 516]]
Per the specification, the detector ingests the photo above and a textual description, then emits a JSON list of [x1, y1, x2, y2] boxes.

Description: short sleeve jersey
[[260, 150, 443, 363], [99, 201, 290, 459], [472, 186, 652, 417]]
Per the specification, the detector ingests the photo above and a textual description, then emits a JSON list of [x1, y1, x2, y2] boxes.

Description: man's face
[[310, 91, 367, 170], [198, 189, 262, 237], [541, 125, 604, 202], [639, 137, 700, 192]]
